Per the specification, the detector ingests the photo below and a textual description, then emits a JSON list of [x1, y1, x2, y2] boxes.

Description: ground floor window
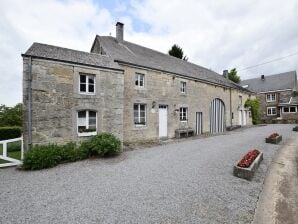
[[180, 107, 188, 121], [267, 107, 277, 116], [77, 110, 97, 136], [283, 106, 297, 113], [134, 104, 146, 126]]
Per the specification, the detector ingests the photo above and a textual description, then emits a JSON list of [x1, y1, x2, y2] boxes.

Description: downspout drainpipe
[[28, 57, 32, 148], [230, 88, 232, 127]]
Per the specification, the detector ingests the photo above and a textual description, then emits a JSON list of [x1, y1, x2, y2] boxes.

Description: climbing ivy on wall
[[244, 99, 260, 125]]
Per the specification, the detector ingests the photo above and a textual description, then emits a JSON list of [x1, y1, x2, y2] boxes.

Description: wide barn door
[[210, 98, 225, 133]]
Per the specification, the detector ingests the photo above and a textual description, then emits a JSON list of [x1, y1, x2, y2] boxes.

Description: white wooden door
[[159, 105, 168, 138], [242, 110, 247, 125], [196, 112, 203, 135], [238, 110, 242, 125]]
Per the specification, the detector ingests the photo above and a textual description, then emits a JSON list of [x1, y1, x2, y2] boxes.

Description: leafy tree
[[0, 103, 23, 127], [244, 99, 260, 125], [228, 68, 241, 84], [168, 44, 188, 61]]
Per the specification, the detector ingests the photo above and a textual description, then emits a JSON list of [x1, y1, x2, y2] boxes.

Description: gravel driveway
[[0, 124, 295, 224]]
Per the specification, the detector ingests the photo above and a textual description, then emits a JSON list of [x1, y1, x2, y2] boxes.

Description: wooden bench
[[175, 128, 195, 138]]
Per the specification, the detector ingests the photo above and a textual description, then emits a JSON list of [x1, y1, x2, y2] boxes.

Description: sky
[[0, 0, 298, 106]]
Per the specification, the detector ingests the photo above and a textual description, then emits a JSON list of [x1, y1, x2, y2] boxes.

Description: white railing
[[0, 136, 23, 168]]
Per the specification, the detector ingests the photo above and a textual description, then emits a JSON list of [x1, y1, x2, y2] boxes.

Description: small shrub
[[22, 144, 62, 170], [60, 142, 88, 161], [0, 127, 22, 141], [84, 133, 121, 156]]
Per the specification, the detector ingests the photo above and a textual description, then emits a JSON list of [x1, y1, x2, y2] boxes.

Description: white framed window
[[134, 104, 146, 126], [79, 73, 95, 94], [180, 107, 188, 121], [283, 106, 297, 113], [180, 81, 186, 94], [267, 107, 277, 116], [77, 110, 97, 136], [239, 96, 243, 106], [135, 73, 145, 88], [266, 93, 276, 102]]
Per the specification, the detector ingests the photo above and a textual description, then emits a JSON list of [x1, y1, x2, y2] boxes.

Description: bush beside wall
[[22, 133, 121, 170], [0, 127, 22, 141]]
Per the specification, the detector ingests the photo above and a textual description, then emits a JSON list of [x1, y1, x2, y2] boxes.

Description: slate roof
[[92, 36, 250, 91], [23, 43, 122, 71], [240, 71, 297, 93]]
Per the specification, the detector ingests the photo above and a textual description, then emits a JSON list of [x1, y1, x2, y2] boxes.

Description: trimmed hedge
[[0, 127, 22, 141], [22, 133, 122, 170]]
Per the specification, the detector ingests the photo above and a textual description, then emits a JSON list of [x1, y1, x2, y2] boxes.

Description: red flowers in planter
[[268, 133, 279, 139], [237, 149, 260, 168]]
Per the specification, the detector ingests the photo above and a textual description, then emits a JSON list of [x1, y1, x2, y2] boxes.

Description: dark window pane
[[284, 107, 289, 112], [80, 84, 86, 92], [89, 84, 94, 93], [290, 107, 296, 112], [80, 75, 86, 83], [88, 76, 94, 84], [78, 111, 86, 118], [134, 104, 138, 110], [89, 111, 96, 117]]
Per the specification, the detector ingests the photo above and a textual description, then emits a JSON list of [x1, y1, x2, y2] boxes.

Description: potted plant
[[293, 126, 298, 132], [265, 132, 282, 144], [233, 149, 263, 180]]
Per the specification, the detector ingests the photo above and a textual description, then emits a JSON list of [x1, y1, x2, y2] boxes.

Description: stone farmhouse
[[22, 22, 253, 149], [241, 71, 298, 123]]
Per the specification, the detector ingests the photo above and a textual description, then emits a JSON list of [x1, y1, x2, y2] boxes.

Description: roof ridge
[[97, 35, 218, 75], [242, 70, 297, 81]]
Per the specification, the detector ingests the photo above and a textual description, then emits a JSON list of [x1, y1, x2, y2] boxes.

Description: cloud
[[0, 0, 297, 106]]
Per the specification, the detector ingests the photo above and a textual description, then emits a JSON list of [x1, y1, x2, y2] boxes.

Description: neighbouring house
[[241, 71, 298, 123], [22, 22, 253, 149]]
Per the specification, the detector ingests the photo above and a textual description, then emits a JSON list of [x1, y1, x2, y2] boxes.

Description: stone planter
[[293, 126, 298, 132], [265, 135, 282, 144], [233, 152, 263, 181]]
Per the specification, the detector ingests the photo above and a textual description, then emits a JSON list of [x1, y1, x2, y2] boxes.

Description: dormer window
[[80, 73, 95, 94]]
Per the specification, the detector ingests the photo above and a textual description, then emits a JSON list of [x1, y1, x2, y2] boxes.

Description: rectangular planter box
[[233, 152, 263, 181], [265, 135, 282, 144], [293, 126, 298, 132]]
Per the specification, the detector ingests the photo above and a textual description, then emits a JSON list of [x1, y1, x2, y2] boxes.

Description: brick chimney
[[116, 22, 124, 43], [261, 75, 265, 81], [223, 70, 229, 78]]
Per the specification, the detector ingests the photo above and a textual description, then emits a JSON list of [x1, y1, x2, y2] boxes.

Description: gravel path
[[0, 124, 295, 224]]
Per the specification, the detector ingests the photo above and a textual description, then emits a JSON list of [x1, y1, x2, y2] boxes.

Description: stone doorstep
[[233, 152, 263, 181], [265, 135, 282, 144]]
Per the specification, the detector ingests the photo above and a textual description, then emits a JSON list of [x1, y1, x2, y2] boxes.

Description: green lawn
[[0, 141, 22, 164]]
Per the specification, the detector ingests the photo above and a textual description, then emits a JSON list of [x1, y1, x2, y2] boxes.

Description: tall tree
[[228, 68, 241, 83], [168, 44, 188, 61], [0, 103, 23, 127]]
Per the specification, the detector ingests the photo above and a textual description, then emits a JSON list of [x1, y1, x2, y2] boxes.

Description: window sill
[[267, 114, 277, 116], [79, 92, 96, 96], [78, 132, 97, 137]]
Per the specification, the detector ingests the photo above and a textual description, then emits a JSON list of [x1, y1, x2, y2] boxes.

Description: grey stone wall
[[121, 65, 253, 144], [23, 57, 124, 149]]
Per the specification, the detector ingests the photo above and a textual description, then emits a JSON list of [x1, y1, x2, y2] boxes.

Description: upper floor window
[[283, 106, 297, 113], [80, 73, 95, 94], [180, 107, 188, 121], [135, 73, 145, 88], [238, 96, 243, 106], [266, 93, 276, 102], [134, 103, 146, 126], [77, 110, 97, 136], [267, 107, 277, 116], [180, 81, 186, 94]]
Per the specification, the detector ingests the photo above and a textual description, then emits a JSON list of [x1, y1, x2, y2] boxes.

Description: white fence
[[0, 137, 23, 168]]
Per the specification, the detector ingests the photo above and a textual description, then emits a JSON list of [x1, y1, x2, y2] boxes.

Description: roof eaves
[[21, 53, 125, 72]]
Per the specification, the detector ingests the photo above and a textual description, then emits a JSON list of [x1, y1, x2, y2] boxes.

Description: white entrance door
[[242, 110, 247, 125], [238, 110, 242, 125], [159, 105, 168, 138]]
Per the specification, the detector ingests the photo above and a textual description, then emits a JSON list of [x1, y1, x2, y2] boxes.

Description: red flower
[[237, 149, 260, 168], [268, 133, 279, 139]]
